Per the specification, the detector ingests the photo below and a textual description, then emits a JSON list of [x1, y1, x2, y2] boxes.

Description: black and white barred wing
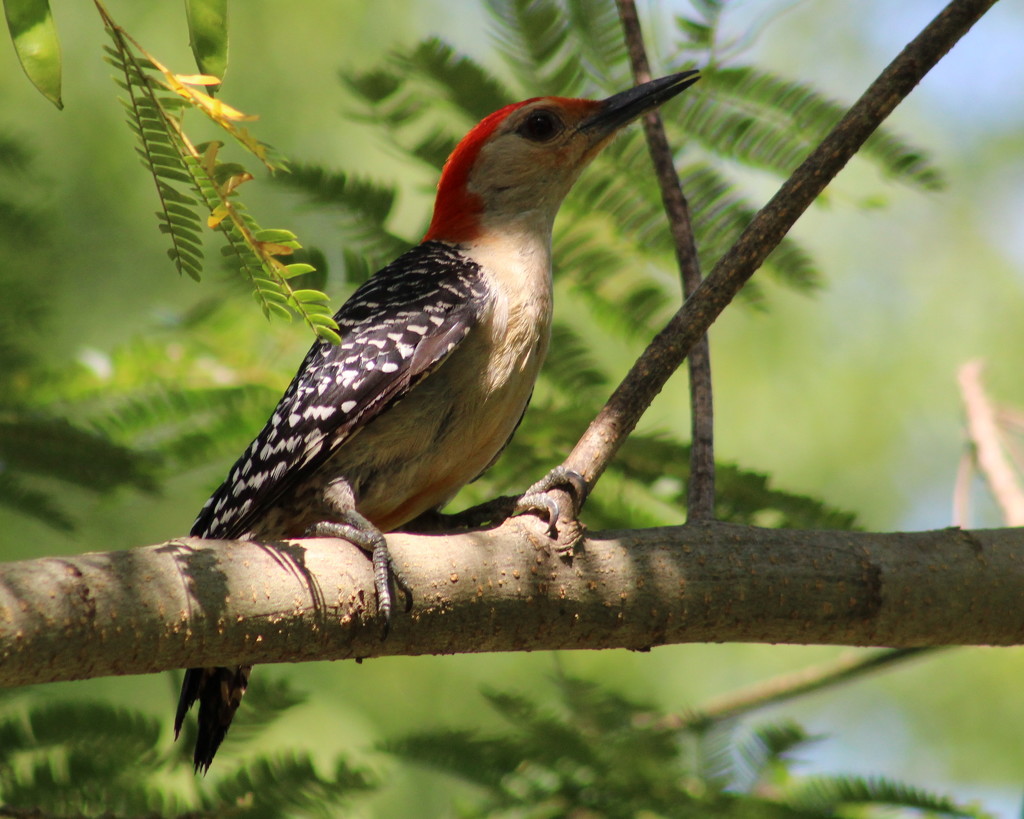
[[191, 241, 487, 539]]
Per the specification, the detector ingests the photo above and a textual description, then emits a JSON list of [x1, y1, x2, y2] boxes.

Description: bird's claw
[[515, 492, 561, 534], [306, 520, 411, 639], [514, 466, 588, 538]]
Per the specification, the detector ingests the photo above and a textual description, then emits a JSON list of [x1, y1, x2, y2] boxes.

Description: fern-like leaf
[[485, 0, 585, 95], [0, 414, 157, 531], [208, 753, 375, 817], [564, 0, 631, 87], [612, 433, 859, 530], [0, 416, 157, 493], [104, 36, 206, 282], [0, 135, 45, 242], [789, 774, 987, 818], [694, 66, 944, 190], [0, 472, 74, 531], [276, 163, 410, 274], [401, 37, 515, 122], [733, 721, 816, 793], [0, 701, 176, 817], [382, 730, 524, 791], [97, 1, 336, 341], [26, 701, 161, 762], [565, 136, 821, 305]]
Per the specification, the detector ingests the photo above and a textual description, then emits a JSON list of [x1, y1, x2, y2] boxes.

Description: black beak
[[579, 70, 700, 136]]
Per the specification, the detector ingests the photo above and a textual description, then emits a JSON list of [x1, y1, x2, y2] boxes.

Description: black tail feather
[[174, 667, 202, 739], [175, 665, 251, 773]]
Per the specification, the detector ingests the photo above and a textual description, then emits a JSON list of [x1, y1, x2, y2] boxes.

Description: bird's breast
[[349, 250, 554, 530]]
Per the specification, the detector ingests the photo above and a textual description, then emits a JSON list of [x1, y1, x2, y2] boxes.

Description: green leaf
[[85, 384, 277, 475], [156, 183, 197, 205], [211, 160, 249, 184], [281, 262, 316, 278], [264, 301, 291, 320], [289, 288, 330, 303], [252, 228, 298, 243], [676, 16, 713, 48], [28, 701, 161, 760], [305, 316, 337, 331], [4, 0, 63, 109], [251, 274, 284, 289], [732, 722, 817, 793], [184, 0, 228, 84], [0, 683, 373, 815], [314, 326, 341, 345]]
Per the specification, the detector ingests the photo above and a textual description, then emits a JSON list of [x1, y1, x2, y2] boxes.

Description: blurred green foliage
[[1, 0, 1023, 816], [0, 681, 376, 818], [0, 676, 990, 818]]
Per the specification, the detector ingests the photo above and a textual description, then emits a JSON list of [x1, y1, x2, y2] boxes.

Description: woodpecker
[[174, 70, 700, 772]]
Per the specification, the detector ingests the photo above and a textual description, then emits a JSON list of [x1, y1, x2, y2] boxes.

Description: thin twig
[[952, 448, 974, 528], [615, 0, 716, 522], [958, 359, 1024, 525], [666, 648, 936, 731], [559, 0, 999, 523]]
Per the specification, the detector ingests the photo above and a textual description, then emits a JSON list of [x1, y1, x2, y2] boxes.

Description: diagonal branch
[[3, 521, 1023, 688], [676, 647, 937, 730], [616, 0, 716, 522], [559, 0, 999, 523]]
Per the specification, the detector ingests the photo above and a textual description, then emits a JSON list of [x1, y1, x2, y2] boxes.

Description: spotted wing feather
[[191, 241, 488, 540]]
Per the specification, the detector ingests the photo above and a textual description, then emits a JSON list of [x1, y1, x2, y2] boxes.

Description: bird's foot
[[307, 517, 412, 638], [513, 466, 588, 549]]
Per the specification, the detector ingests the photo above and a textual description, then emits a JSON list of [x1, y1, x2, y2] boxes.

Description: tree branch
[[561, 0, 999, 503], [676, 647, 937, 730], [4, 520, 1023, 688], [616, 0, 716, 521], [958, 359, 1024, 525]]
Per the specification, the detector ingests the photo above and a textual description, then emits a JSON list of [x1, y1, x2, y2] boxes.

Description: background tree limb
[[958, 359, 1024, 525], [3, 520, 1022, 688], [616, 0, 716, 521], [561, 0, 999, 503]]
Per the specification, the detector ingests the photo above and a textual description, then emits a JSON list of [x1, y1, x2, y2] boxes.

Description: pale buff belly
[[347, 328, 545, 531]]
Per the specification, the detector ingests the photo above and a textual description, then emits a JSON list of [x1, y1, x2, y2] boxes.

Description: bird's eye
[[517, 110, 563, 142]]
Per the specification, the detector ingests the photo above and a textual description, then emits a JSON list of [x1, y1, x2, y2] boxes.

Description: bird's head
[[424, 70, 700, 244]]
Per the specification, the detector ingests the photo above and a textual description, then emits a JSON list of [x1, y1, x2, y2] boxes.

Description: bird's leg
[[307, 514, 394, 626], [307, 480, 412, 636]]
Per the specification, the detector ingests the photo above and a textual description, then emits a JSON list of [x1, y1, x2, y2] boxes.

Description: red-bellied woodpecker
[[174, 70, 700, 772]]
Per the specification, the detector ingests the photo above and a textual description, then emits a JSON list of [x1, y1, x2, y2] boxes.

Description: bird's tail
[[175, 665, 252, 773]]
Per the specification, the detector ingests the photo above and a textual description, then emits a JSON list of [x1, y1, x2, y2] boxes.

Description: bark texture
[[3, 520, 1023, 687]]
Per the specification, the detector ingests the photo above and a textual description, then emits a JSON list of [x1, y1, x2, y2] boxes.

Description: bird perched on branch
[[174, 69, 700, 772]]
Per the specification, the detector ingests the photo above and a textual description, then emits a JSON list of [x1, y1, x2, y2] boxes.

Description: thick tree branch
[[561, 0, 998, 502], [3, 521, 1023, 687]]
